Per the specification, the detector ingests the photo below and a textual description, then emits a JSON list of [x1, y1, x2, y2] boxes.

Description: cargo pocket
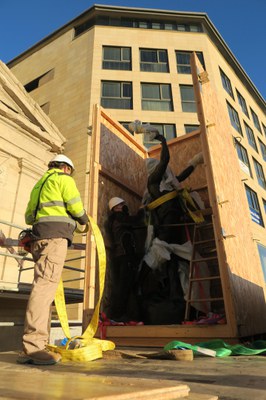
[[41, 239, 67, 283]]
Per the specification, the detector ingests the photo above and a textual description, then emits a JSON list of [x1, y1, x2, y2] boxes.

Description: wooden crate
[[82, 56, 266, 345]]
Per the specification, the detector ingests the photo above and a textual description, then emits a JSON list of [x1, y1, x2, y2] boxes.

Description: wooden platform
[[1, 349, 265, 400]]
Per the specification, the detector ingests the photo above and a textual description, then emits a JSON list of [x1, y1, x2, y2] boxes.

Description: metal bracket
[[221, 227, 235, 239]]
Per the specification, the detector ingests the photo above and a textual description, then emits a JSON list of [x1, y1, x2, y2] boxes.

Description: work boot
[[17, 349, 62, 365]]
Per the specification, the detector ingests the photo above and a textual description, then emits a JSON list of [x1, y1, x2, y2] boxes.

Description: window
[[74, 20, 93, 37], [102, 46, 131, 70], [140, 49, 169, 72], [250, 108, 262, 133], [184, 124, 200, 134], [143, 124, 176, 148], [177, 24, 202, 32], [258, 139, 266, 161], [74, 17, 202, 35], [257, 244, 266, 282], [253, 158, 266, 189], [151, 22, 163, 29], [263, 199, 266, 214], [101, 81, 132, 109], [176, 51, 204, 74], [180, 85, 196, 112], [227, 102, 242, 134], [139, 20, 149, 28], [245, 184, 264, 226], [165, 23, 176, 30], [141, 83, 173, 111], [244, 122, 258, 152], [235, 141, 252, 176], [220, 68, 234, 99], [24, 69, 54, 93], [236, 90, 249, 117], [262, 123, 266, 138]]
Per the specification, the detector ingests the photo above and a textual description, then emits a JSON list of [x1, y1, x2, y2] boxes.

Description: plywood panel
[[191, 53, 266, 336], [84, 106, 148, 325]]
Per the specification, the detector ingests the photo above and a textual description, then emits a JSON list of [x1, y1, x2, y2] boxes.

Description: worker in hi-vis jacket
[[17, 155, 88, 365]]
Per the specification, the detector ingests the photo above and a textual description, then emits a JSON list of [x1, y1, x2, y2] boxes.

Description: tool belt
[[18, 229, 35, 254]]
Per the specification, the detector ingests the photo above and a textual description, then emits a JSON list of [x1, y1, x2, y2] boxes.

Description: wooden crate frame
[[83, 54, 266, 345]]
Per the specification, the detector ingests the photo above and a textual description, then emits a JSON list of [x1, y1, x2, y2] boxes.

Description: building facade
[[7, 4, 266, 289]]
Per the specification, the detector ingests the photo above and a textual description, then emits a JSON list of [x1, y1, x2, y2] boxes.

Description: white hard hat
[[108, 197, 125, 211], [49, 154, 75, 170]]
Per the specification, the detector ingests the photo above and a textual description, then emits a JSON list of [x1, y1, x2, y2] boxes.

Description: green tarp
[[164, 339, 266, 357]]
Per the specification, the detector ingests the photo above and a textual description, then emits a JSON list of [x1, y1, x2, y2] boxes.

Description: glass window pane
[[122, 48, 130, 61], [262, 124, 266, 137], [253, 158, 266, 189], [158, 50, 167, 62], [178, 65, 191, 74], [251, 109, 262, 133], [227, 102, 242, 134], [164, 124, 176, 140], [180, 86, 194, 101], [190, 25, 199, 32], [245, 123, 258, 151], [152, 22, 161, 29], [122, 83, 132, 97], [141, 50, 156, 62], [245, 185, 264, 226], [182, 103, 197, 112], [102, 82, 120, 97], [220, 68, 234, 98], [104, 47, 120, 60], [142, 100, 172, 111], [165, 23, 175, 30], [161, 84, 171, 99], [257, 244, 266, 281], [185, 125, 200, 134], [142, 84, 160, 99], [196, 52, 205, 68], [177, 52, 190, 64], [139, 21, 148, 28], [259, 140, 266, 161]]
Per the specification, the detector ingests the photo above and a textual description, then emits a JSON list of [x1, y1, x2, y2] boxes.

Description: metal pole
[[0, 251, 33, 262], [0, 219, 25, 230]]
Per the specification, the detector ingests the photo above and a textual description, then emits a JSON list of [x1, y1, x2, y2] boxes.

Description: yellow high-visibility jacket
[[25, 168, 88, 243]]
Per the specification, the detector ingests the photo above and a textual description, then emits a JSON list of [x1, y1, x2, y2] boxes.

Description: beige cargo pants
[[23, 238, 68, 354]]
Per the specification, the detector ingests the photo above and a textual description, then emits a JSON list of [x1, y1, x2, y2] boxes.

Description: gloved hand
[[187, 152, 204, 168]]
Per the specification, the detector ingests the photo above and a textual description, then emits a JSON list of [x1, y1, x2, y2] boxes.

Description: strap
[[181, 188, 204, 223], [34, 172, 56, 220], [47, 215, 115, 362], [146, 190, 178, 210]]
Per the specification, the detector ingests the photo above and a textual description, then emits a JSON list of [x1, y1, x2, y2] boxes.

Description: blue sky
[[0, 0, 265, 99]]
